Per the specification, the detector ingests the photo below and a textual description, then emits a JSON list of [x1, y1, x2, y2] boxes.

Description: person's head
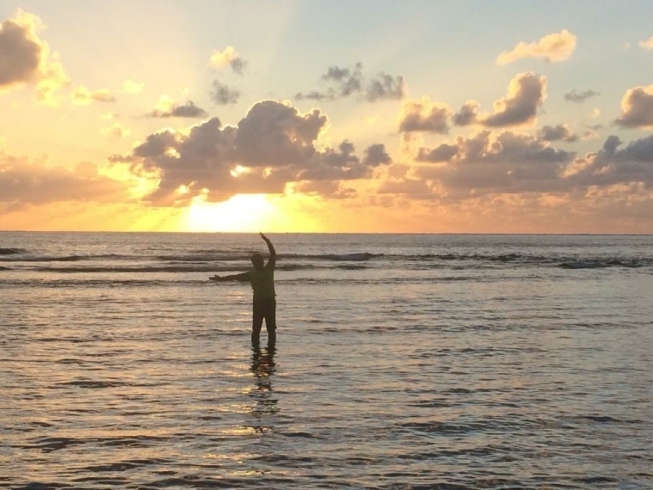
[[250, 252, 264, 270]]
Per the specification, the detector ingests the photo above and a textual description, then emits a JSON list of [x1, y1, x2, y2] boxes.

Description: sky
[[1, 0, 652, 233]]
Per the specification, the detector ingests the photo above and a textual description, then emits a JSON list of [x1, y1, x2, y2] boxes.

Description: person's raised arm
[[260, 233, 276, 268], [210, 271, 250, 282]]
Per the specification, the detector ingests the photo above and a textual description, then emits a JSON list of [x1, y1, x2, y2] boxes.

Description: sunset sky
[[1, 0, 652, 233]]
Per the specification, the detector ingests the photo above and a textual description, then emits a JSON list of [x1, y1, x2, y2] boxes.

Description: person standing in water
[[210, 233, 277, 348]]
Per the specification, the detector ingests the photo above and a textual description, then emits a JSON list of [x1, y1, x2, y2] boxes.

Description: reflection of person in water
[[210, 233, 277, 349], [250, 347, 278, 428]]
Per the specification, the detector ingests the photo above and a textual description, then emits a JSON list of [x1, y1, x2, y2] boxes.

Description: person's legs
[[264, 299, 277, 348], [252, 301, 264, 347]]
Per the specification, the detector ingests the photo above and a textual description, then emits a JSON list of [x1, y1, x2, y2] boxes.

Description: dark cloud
[[482, 73, 546, 127], [229, 58, 247, 76], [363, 144, 391, 166], [211, 80, 240, 105], [295, 63, 405, 103], [453, 101, 479, 126], [399, 98, 451, 133], [293, 180, 357, 199], [385, 130, 653, 202], [0, 154, 129, 209], [0, 11, 68, 103], [565, 135, 653, 188], [408, 131, 576, 196], [365, 73, 405, 102], [0, 13, 42, 87], [147, 100, 208, 118], [416, 144, 459, 162], [614, 85, 653, 128], [296, 63, 363, 101], [123, 100, 390, 205], [537, 124, 578, 142], [378, 177, 432, 197], [564, 89, 599, 103]]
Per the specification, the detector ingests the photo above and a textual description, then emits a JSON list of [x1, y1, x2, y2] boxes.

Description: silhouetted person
[[210, 233, 277, 348]]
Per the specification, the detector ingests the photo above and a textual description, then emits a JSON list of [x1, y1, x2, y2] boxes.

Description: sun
[[184, 194, 281, 232]]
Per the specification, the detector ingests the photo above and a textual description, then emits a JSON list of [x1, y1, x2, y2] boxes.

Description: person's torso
[[249, 266, 275, 301]]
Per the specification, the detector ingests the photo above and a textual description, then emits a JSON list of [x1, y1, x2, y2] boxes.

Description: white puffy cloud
[[0, 10, 69, 104], [497, 29, 577, 64], [209, 46, 247, 75], [614, 85, 653, 128]]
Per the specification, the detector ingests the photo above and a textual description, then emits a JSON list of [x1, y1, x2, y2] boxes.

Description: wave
[[155, 252, 379, 262], [0, 253, 134, 263], [3, 248, 650, 271], [29, 263, 369, 274], [0, 247, 25, 255], [558, 259, 644, 269]]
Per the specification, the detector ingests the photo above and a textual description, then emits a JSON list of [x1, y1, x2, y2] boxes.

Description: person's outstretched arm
[[260, 233, 276, 268], [210, 271, 250, 282]]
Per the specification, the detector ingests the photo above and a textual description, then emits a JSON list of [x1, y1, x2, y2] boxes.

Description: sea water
[[1, 232, 652, 489]]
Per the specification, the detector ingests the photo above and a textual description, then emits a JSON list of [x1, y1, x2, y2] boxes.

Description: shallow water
[[1, 232, 652, 489]]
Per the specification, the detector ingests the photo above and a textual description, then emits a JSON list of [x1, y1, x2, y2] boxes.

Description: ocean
[[1, 232, 652, 489]]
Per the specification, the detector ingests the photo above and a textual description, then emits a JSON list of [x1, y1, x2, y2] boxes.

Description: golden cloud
[[497, 29, 577, 65]]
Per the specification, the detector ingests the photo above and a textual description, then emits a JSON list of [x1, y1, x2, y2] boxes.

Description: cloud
[[118, 100, 391, 205], [211, 80, 240, 105], [293, 180, 357, 199], [416, 143, 459, 162], [101, 123, 130, 139], [209, 46, 248, 75], [296, 63, 363, 101], [398, 96, 451, 133], [386, 130, 653, 204], [453, 101, 479, 126], [564, 135, 653, 188], [406, 131, 576, 196], [614, 85, 653, 128], [147, 96, 208, 118], [0, 153, 129, 209], [0, 10, 69, 104], [295, 63, 405, 102], [71, 85, 116, 105], [482, 72, 546, 127], [122, 79, 144, 94], [639, 36, 653, 50], [564, 89, 599, 103], [365, 73, 406, 102], [362, 144, 392, 166], [537, 124, 578, 142], [497, 29, 577, 64]]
